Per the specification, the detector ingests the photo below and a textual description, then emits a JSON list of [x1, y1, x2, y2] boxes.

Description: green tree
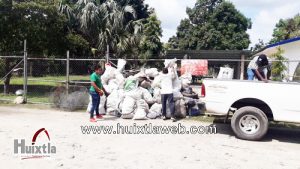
[[270, 14, 300, 43], [168, 0, 251, 50], [271, 47, 287, 81], [59, 0, 144, 58], [97, 0, 142, 58], [59, 0, 103, 48], [0, 0, 68, 93], [66, 33, 90, 56], [0, 1, 68, 55], [172, 18, 194, 50], [139, 14, 163, 59], [116, 0, 150, 20]]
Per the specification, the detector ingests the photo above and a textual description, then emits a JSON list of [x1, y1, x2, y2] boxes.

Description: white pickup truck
[[201, 79, 300, 140]]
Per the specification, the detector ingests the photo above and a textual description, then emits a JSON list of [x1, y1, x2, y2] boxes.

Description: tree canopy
[[58, 0, 161, 58], [139, 14, 163, 59], [168, 0, 251, 50], [0, 0, 163, 58], [0, 0, 163, 94], [270, 14, 300, 44], [0, 0, 68, 55]]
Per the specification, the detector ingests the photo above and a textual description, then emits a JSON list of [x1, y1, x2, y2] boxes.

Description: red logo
[[31, 128, 50, 145]]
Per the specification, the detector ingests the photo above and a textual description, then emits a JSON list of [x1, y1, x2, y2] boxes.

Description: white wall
[[257, 40, 300, 81]]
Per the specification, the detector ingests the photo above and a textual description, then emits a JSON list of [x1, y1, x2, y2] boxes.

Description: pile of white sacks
[[87, 59, 195, 120]]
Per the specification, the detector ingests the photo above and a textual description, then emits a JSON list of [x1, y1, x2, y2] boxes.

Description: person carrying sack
[[160, 67, 176, 120]]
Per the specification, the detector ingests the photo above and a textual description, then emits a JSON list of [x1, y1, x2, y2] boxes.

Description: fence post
[[66, 51, 70, 95], [23, 40, 28, 103], [106, 45, 109, 63], [240, 54, 245, 80]]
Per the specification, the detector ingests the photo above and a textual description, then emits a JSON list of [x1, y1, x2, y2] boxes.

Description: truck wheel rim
[[239, 115, 260, 135]]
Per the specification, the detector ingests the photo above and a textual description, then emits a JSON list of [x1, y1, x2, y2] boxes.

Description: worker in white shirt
[[160, 67, 176, 120], [247, 54, 269, 83]]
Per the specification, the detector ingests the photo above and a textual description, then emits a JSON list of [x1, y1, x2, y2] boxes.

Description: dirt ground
[[0, 106, 299, 169]]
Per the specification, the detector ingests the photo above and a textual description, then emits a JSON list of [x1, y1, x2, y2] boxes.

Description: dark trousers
[[161, 93, 175, 118], [89, 91, 100, 118]]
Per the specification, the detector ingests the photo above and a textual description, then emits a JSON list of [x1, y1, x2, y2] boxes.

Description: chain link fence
[[1, 52, 300, 110]]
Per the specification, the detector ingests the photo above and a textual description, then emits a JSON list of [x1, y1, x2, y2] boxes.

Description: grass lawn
[[0, 75, 90, 103], [1, 75, 89, 86], [0, 92, 50, 103]]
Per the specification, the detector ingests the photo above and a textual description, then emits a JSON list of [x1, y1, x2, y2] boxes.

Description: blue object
[[189, 108, 200, 116], [247, 69, 255, 80]]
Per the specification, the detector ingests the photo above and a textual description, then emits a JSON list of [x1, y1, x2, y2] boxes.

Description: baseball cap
[[257, 54, 269, 67]]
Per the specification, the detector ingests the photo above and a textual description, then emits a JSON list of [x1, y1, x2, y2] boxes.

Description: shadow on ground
[[213, 120, 300, 143]]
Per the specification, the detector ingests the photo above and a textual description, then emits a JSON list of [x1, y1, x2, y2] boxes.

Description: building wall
[[257, 38, 300, 81]]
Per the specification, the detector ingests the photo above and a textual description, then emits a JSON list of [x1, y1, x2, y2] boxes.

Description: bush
[[271, 47, 287, 81]]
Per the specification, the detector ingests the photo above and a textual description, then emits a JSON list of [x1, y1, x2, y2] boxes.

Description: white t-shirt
[[248, 56, 259, 70], [160, 73, 174, 94], [248, 55, 270, 71]]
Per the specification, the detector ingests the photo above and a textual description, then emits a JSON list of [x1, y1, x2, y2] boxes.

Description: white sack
[[121, 96, 137, 115], [133, 99, 149, 120], [133, 68, 147, 78], [173, 91, 184, 101], [217, 67, 234, 79], [180, 73, 192, 88], [117, 59, 126, 72], [106, 89, 125, 113], [147, 103, 162, 119], [115, 72, 125, 89], [153, 87, 161, 104], [86, 95, 106, 115], [145, 68, 159, 77], [101, 66, 117, 85], [151, 74, 162, 88], [140, 87, 154, 104], [171, 66, 182, 92], [164, 59, 177, 68], [107, 79, 119, 93], [172, 78, 182, 92]]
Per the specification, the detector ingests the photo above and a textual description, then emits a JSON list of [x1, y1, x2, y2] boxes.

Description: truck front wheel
[[231, 106, 268, 141]]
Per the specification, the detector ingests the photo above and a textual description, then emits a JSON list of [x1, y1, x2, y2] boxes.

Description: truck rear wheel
[[231, 106, 268, 141]]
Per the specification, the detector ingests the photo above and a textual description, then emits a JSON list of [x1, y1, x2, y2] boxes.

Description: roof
[[165, 50, 251, 59], [266, 36, 300, 49], [252, 36, 300, 57]]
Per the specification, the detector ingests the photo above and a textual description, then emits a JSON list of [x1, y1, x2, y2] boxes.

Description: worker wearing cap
[[247, 54, 269, 83]]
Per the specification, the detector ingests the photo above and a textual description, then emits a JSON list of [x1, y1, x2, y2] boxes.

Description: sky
[[144, 0, 300, 47]]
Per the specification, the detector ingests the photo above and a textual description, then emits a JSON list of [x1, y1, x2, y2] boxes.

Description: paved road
[[0, 106, 299, 169]]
